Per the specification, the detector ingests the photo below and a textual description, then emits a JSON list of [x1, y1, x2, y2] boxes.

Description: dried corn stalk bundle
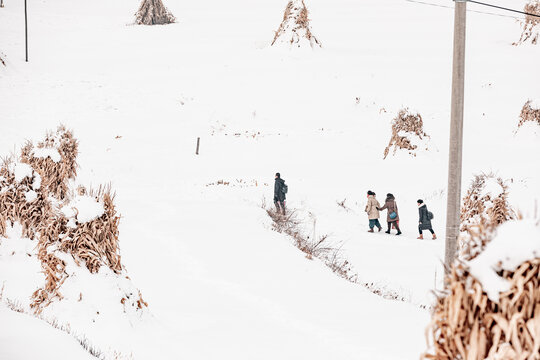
[[460, 174, 514, 260], [135, 0, 176, 25], [423, 257, 540, 360], [0, 159, 52, 239], [20, 125, 78, 200], [383, 108, 429, 159], [58, 186, 121, 274], [518, 100, 540, 129], [0, 127, 142, 314], [271, 0, 321, 48], [514, 1, 540, 45]]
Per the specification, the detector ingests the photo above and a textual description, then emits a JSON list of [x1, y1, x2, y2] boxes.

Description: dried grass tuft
[[383, 108, 429, 159], [271, 0, 321, 48], [514, 1, 540, 45], [459, 173, 514, 261], [423, 256, 540, 360], [517, 100, 540, 129]]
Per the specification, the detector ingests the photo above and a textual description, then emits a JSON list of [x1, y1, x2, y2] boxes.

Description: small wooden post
[[195, 137, 200, 155]]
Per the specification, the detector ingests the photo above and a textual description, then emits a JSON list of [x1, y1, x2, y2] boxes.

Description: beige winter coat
[[365, 195, 381, 220]]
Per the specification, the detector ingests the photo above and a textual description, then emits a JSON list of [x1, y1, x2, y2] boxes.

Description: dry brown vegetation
[[265, 206, 413, 303], [383, 108, 429, 159], [459, 173, 514, 261], [0, 126, 145, 314], [272, 0, 321, 48], [518, 100, 540, 129], [423, 256, 540, 360], [135, 0, 175, 25], [514, 1, 540, 45]]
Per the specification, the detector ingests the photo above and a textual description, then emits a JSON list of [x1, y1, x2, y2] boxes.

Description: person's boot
[[396, 231, 402, 235], [378, 226, 383, 232], [385, 229, 390, 234], [432, 234, 437, 240], [368, 229, 374, 233], [417, 234, 424, 240]]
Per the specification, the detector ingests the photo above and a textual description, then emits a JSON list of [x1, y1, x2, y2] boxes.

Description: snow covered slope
[[0, 0, 539, 358]]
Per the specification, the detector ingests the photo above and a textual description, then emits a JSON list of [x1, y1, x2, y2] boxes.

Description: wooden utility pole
[[195, 137, 200, 155], [445, 0, 467, 271], [24, 0, 28, 62]]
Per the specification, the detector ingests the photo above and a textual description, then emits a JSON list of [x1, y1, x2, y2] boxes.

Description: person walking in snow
[[417, 199, 436, 240], [274, 173, 287, 215], [378, 193, 402, 235], [365, 190, 382, 232]]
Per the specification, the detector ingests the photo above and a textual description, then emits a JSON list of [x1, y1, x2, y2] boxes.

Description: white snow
[[25, 190, 38, 202], [0, 0, 539, 358], [468, 220, 540, 302], [61, 195, 105, 223], [480, 177, 504, 198], [12, 162, 34, 183], [33, 147, 62, 162]]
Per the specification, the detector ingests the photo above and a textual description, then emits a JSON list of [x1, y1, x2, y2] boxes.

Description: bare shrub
[[517, 100, 540, 129], [135, 0, 175, 25], [459, 173, 514, 261], [271, 0, 321, 48], [514, 1, 540, 45], [383, 108, 429, 159], [423, 256, 540, 360]]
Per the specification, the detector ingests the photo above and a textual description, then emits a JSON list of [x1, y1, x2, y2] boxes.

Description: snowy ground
[[1, 0, 539, 358]]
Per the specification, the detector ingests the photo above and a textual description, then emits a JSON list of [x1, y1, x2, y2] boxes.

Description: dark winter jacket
[[379, 195, 399, 222], [418, 204, 432, 230], [274, 178, 286, 202]]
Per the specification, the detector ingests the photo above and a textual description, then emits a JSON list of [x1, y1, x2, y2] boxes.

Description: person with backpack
[[378, 193, 402, 235], [274, 173, 287, 215], [365, 190, 382, 232], [417, 199, 436, 240]]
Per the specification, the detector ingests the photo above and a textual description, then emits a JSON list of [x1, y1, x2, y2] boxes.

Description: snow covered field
[[1, 0, 539, 358]]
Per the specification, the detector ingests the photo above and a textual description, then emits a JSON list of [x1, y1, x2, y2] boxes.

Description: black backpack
[[428, 211, 434, 220], [282, 183, 288, 194]]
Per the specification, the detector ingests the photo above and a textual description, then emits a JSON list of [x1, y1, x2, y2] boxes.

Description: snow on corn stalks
[[135, 0, 175, 25], [514, 1, 540, 45], [383, 108, 430, 159], [459, 173, 514, 261], [271, 0, 321, 48], [423, 220, 540, 360], [0, 126, 145, 315], [518, 100, 540, 130]]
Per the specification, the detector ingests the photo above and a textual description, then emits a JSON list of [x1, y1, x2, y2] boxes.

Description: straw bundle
[[515, 1, 540, 45], [135, 0, 176, 25], [423, 257, 540, 360], [383, 108, 429, 159], [518, 100, 540, 129], [460, 174, 514, 261], [271, 0, 321, 48], [20, 126, 78, 200]]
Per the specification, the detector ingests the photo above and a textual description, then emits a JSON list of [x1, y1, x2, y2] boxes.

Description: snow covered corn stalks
[[135, 0, 176, 25], [424, 258, 540, 360], [518, 100, 540, 129], [271, 0, 321, 48], [383, 108, 429, 159], [459, 174, 514, 261], [515, 1, 540, 45]]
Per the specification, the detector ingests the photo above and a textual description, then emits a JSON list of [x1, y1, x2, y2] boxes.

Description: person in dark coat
[[378, 193, 402, 235], [417, 199, 436, 240], [274, 173, 286, 215]]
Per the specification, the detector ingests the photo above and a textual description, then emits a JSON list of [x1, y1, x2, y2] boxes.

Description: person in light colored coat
[[365, 190, 382, 232]]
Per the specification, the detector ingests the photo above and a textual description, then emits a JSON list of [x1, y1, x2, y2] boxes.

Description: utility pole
[[25, 0, 28, 62], [445, 0, 467, 271]]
